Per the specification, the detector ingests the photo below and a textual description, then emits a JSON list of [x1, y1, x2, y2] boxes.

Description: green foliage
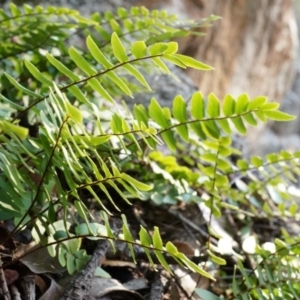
[[0, 3, 299, 298]]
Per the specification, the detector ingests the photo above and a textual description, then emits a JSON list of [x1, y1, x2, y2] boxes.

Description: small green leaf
[[266, 153, 278, 163], [261, 102, 280, 111], [75, 223, 107, 237], [242, 112, 257, 126], [173, 95, 189, 142], [151, 57, 169, 73], [100, 211, 115, 240], [201, 153, 217, 163], [139, 226, 152, 246], [66, 102, 83, 124], [191, 92, 205, 119], [194, 288, 220, 300], [165, 242, 178, 255], [176, 252, 214, 279], [106, 72, 132, 97], [67, 253, 76, 275], [149, 98, 169, 128], [202, 120, 220, 139], [174, 54, 213, 70], [111, 32, 128, 62], [264, 110, 296, 121], [4, 73, 40, 98], [237, 159, 249, 170], [251, 156, 263, 167], [149, 42, 168, 55], [53, 230, 68, 240], [68, 86, 89, 104], [9, 2, 21, 16], [46, 53, 79, 81], [117, 7, 128, 17], [203, 141, 219, 151], [121, 215, 136, 263], [235, 94, 250, 114], [153, 229, 172, 273], [139, 226, 155, 268], [74, 200, 88, 222], [132, 41, 148, 58], [154, 250, 172, 273], [189, 122, 206, 139], [134, 105, 149, 125], [109, 19, 122, 35], [0, 121, 28, 140], [58, 244, 67, 267], [123, 64, 151, 90], [274, 238, 289, 256], [95, 267, 111, 278], [152, 226, 163, 250], [162, 54, 186, 68], [25, 60, 53, 86], [219, 136, 231, 147], [211, 203, 221, 217], [207, 93, 220, 118], [218, 146, 232, 157], [165, 42, 178, 54], [231, 117, 247, 134], [254, 110, 267, 122], [216, 159, 231, 171], [222, 95, 235, 116], [124, 19, 134, 31], [215, 174, 228, 187], [218, 119, 231, 134], [69, 46, 96, 76], [88, 78, 113, 102], [121, 173, 153, 191], [86, 36, 113, 69], [0, 93, 24, 110], [248, 96, 268, 110]]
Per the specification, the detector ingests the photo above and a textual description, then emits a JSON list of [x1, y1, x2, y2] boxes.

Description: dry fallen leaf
[[172, 240, 195, 256], [14, 243, 65, 274], [4, 269, 19, 285], [90, 277, 145, 300], [38, 276, 64, 300]]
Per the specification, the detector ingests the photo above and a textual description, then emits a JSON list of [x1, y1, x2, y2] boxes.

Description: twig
[[60, 219, 122, 300], [0, 257, 11, 300], [9, 284, 21, 300], [20, 276, 35, 300]]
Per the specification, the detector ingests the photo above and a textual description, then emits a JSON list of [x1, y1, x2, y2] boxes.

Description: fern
[[0, 3, 300, 298], [232, 252, 300, 299]]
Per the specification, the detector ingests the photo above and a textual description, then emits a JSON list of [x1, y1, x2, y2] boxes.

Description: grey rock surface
[[272, 61, 300, 136]]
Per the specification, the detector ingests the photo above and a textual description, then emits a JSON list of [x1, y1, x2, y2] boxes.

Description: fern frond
[[233, 255, 300, 299], [37, 211, 215, 279]]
